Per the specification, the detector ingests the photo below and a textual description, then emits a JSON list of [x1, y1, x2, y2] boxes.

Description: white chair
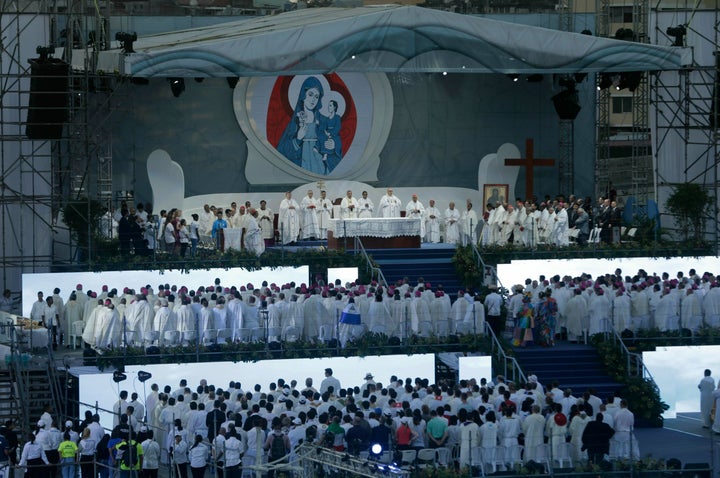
[[417, 448, 436, 468], [533, 444, 551, 473], [162, 330, 179, 346], [202, 329, 217, 345], [70, 321, 85, 349], [553, 442, 573, 468], [482, 446, 505, 473], [418, 321, 434, 337], [143, 330, 159, 346], [266, 326, 282, 342], [434, 319, 450, 337], [399, 449, 417, 469], [505, 444, 524, 469], [216, 328, 232, 344], [182, 330, 196, 345], [283, 326, 300, 342], [470, 447, 486, 476], [435, 447, 450, 467]]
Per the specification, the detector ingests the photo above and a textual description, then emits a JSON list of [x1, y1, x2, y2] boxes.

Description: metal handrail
[[606, 327, 657, 382], [353, 237, 388, 287], [470, 242, 509, 293], [484, 322, 527, 385]]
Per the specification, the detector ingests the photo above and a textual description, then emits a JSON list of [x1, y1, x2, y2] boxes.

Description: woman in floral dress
[[535, 289, 558, 346]]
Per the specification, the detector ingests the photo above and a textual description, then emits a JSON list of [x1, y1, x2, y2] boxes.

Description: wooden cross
[[504, 138, 555, 201]]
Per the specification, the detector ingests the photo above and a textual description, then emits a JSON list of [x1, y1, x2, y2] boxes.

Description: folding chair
[[553, 442, 573, 468], [399, 449, 417, 469], [417, 448, 436, 468]]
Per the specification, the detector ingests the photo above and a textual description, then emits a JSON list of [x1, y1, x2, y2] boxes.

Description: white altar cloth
[[224, 228, 243, 251], [329, 218, 421, 238]]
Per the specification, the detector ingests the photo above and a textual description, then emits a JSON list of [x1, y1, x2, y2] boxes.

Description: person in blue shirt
[[211, 211, 228, 251]]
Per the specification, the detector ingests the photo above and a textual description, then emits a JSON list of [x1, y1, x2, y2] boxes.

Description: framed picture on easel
[[483, 184, 508, 207]]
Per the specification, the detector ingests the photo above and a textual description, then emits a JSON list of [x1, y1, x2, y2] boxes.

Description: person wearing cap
[[57, 431, 78, 478], [360, 373, 375, 395], [405, 194, 426, 239], [379, 188, 401, 218], [244, 209, 265, 256]]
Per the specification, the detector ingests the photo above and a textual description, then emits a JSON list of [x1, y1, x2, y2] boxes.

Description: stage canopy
[[79, 5, 691, 78]]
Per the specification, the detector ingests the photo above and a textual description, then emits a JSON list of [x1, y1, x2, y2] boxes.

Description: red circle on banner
[[266, 74, 357, 160]]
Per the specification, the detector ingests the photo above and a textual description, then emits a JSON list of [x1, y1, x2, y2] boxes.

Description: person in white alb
[[460, 201, 478, 246], [379, 188, 402, 218], [698, 369, 715, 428], [444, 202, 460, 245], [357, 191, 374, 218], [279, 192, 300, 245], [317, 191, 333, 239], [300, 190, 320, 240], [257, 200, 275, 245], [340, 190, 358, 219], [405, 194, 426, 240], [424, 199, 441, 243]]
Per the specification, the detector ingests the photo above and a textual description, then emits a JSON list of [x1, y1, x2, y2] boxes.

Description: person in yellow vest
[[114, 433, 143, 478], [57, 432, 78, 478]]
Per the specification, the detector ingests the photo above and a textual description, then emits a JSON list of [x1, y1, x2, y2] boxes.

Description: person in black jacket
[[581, 413, 615, 464], [205, 400, 226, 441]]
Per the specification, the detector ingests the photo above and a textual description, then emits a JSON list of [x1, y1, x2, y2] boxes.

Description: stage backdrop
[[109, 72, 595, 207]]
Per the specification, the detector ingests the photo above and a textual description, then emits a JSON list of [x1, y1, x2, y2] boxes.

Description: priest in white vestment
[[244, 210, 266, 256], [444, 202, 460, 244], [279, 191, 300, 245], [612, 290, 631, 333], [176, 298, 197, 345], [358, 191, 374, 218], [681, 288, 703, 332], [257, 200, 274, 244], [513, 202, 527, 246], [300, 190, 320, 239], [565, 289, 588, 342], [378, 188, 402, 218], [551, 203, 570, 246], [698, 370, 715, 428], [405, 194, 426, 239], [489, 203, 505, 245], [340, 190, 358, 219], [317, 191, 333, 239], [425, 199, 441, 243], [460, 201, 478, 246], [498, 205, 516, 245]]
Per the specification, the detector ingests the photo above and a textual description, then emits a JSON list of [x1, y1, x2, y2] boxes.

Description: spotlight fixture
[[526, 74, 544, 83], [618, 72, 642, 92], [168, 78, 185, 97], [558, 75, 576, 89], [115, 32, 137, 53], [227, 77, 239, 89], [666, 25, 686, 47], [552, 86, 581, 120], [615, 28, 634, 41], [597, 73, 614, 91], [371, 443, 383, 455], [507, 74, 519, 82]]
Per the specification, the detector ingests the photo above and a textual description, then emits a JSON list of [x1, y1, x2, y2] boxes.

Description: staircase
[[366, 246, 463, 298], [511, 343, 622, 399]]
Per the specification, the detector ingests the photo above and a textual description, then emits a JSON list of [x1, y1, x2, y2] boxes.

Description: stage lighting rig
[[115, 32, 137, 53], [35, 46, 53, 62], [666, 25, 686, 47]]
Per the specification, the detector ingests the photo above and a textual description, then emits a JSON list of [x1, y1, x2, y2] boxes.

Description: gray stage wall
[[109, 73, 595, 205]]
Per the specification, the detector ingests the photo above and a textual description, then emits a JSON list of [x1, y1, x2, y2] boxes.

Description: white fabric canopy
[[82, 6, 690, 77]]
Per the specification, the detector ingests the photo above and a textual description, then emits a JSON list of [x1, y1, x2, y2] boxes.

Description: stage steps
[[365, 247, 463, 298], [511, 343, 622, 400]]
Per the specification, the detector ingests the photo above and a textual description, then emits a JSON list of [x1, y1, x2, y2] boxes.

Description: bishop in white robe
[[378, 188, 402, 218], [444, 202, 460, 244], [300, 191, 320, 239], [279, 192, 300, 245], [425, 200, 441, 243]]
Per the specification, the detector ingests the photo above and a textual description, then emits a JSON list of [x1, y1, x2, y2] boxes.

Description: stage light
[[112, 371, 127, 383], [442, 71, 447, 76], [618, 72, 642, 92], [507, 74, 519, 82], [597, 73, 614, 91], [558, 75, 576, 89], [666, 25, 686, 47], [137, 371, 152, 382], [371, 443, 382, 455], [168, 78, 185, 97], [227, 77, 239, 89], [526, 74, 544, 83], [615, 28, 634, 41], [36, 46, 53, 62], [115, 32, 137, 53]]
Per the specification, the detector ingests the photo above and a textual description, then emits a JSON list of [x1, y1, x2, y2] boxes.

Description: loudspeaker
[[552, 89, 581, 120], [25, 58, 70, 140]]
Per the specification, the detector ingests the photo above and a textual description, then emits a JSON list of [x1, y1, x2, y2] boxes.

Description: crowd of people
[[9, 370, 653, 478], [26, 277, 483, 352], [21, 264, 720, 352]]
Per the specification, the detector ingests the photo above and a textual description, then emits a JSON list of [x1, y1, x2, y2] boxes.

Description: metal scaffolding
[[651, 1, 720, 247]]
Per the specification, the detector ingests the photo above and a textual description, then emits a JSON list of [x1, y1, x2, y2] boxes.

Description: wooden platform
[[326, 231, 421, 249]]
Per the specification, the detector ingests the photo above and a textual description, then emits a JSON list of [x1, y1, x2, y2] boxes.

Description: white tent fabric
[[84, 6, 690, 77]]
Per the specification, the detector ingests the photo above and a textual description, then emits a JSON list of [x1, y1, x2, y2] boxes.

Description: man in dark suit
[[205, 399, 226, 441], [581, 413, 615, 464]]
